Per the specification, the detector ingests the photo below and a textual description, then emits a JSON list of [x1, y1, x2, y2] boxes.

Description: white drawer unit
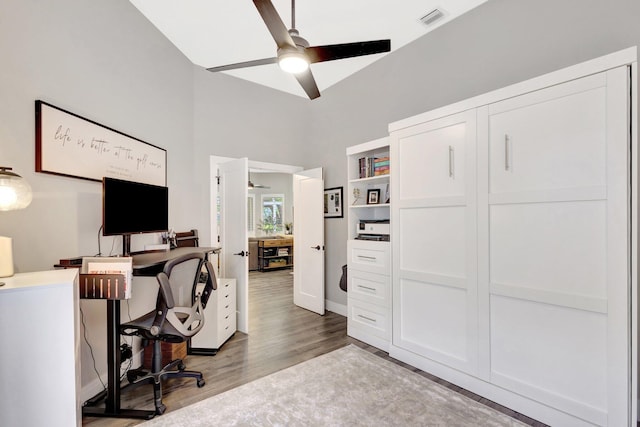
[[189, 277, 237, 355], [348, 299, 390, 340], [347, 239, 391, 351], [348, 269, 390, 307], [348, 239, 390, 275]]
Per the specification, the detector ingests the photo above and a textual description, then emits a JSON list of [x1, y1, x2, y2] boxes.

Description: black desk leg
[[83, 300, 156, 420]]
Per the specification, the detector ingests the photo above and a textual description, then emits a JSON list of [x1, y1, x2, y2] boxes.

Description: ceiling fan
[[206, 0, 391, 99], [248, 172, 270, 189]]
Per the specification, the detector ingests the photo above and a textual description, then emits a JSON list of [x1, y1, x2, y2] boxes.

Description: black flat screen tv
[[102, 177, 168, 236]]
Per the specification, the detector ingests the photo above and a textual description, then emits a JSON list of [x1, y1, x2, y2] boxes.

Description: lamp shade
[[0, 167, 32, 211]]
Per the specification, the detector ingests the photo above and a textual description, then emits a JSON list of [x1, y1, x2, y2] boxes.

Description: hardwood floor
[[83, 269, 546, 426]]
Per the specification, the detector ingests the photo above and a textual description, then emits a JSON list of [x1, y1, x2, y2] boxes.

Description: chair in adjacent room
[[120, 252, 217, 415]]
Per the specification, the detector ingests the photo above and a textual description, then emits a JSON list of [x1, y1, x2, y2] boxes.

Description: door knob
[[311, 245, 321, 251], [233, 250, 247, 257]]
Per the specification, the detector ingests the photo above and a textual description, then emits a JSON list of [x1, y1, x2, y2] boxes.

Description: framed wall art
[[35, 100, 167, 186], [324, 186, 343, 218]]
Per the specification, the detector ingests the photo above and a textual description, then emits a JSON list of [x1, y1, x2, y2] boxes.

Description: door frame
[[209, 156, 303, 332]]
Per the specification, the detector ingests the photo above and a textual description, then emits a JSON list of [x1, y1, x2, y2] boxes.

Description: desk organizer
[[79, 273, 127, 300]]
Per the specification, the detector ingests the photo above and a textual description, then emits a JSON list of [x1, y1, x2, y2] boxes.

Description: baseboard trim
[[326, 300, 347, 317]]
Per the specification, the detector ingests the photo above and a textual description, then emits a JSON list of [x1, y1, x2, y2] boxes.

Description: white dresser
[[346, 240, 391, 351], [0, 269, 81, 427], [190, 277, 236, 354]]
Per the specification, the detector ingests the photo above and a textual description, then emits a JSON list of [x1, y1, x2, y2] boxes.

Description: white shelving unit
[[346, 137, 391, 241], [346, 137, 391, 350]]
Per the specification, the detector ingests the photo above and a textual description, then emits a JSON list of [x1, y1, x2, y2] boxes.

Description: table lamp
[[0, 166, 32, 279]]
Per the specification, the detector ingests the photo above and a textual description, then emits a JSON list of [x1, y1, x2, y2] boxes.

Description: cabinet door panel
[[399, 206, 466, 279], [490, 201, 606, 299], [397, 114, 471, 200], [397, 278, 470, 370], [491, 295, 607, 424], [489, 74, 607, 195], [392, 109, 478, 375]]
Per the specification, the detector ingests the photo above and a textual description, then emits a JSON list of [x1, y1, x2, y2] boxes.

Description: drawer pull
[[357, 314, 377, 323], [357, 255, 377, 261], [225, 315, 229, 319], [225, 304, 229, 309], [357, 285, 376, 292]]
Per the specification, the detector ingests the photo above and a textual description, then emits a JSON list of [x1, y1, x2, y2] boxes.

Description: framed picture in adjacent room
[[367, 189, 380, 204], [324, 187, 343, 218]]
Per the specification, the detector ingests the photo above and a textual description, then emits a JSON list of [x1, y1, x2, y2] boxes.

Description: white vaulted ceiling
[[130, 0, 488, 98]]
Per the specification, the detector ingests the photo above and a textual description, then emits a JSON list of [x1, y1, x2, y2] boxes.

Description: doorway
[[210, 156, 324, 334]]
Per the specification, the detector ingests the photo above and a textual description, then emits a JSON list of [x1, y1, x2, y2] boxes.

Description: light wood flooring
[[83, 269, 547, 427]]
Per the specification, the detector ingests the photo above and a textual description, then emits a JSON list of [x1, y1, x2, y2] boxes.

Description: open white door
[[218, 158, 249, 333], [293, 168, 324, 314]]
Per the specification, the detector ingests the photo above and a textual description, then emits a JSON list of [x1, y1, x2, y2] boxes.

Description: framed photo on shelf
[[324, 187, 343, 218], [367, 189, 381, 204]]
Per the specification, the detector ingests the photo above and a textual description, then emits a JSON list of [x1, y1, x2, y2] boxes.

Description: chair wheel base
[[197, 378, 205, 388]]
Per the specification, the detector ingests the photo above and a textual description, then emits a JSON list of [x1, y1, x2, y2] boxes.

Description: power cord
[[95, 225, 103, 257], [108, 236, 117, 256], [79, 305, 107, 395], [120, 300, 134, 382]]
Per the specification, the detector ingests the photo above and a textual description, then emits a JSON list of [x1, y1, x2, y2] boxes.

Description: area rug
[[143, 344, 525, 426]]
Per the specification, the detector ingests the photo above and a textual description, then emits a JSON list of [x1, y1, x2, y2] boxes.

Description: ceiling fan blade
[[305, 39, 391, 64], [207, 57, 278, 72], [253, 0, 296, 49], [294, 68, 320, 100]]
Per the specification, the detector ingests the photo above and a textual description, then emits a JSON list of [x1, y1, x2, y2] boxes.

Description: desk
[[82, 246, 220, 420]]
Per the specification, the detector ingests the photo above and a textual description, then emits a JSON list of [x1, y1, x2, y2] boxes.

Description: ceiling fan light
[[278, 51, 309, 74]]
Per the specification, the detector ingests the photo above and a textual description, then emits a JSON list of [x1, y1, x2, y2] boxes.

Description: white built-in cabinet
[[347, 239, 391, 350], [0, 269, 81, 427], [389, 48, 637, 427], [346, 138, 391, 350]]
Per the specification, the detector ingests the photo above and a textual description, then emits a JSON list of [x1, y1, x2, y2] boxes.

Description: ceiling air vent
[[420, 8, 444, 27]]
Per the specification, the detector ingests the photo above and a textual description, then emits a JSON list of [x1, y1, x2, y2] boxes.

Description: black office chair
[[120, 252, 217, 415]]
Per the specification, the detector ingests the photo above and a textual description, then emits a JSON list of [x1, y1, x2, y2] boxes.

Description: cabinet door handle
[[448, 145, 454, 178], [357, 314, 377, 323], [504, 134, 510, 171]]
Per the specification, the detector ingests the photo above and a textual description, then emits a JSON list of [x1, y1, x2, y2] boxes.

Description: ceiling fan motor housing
[[288, 28, 309, 48]]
